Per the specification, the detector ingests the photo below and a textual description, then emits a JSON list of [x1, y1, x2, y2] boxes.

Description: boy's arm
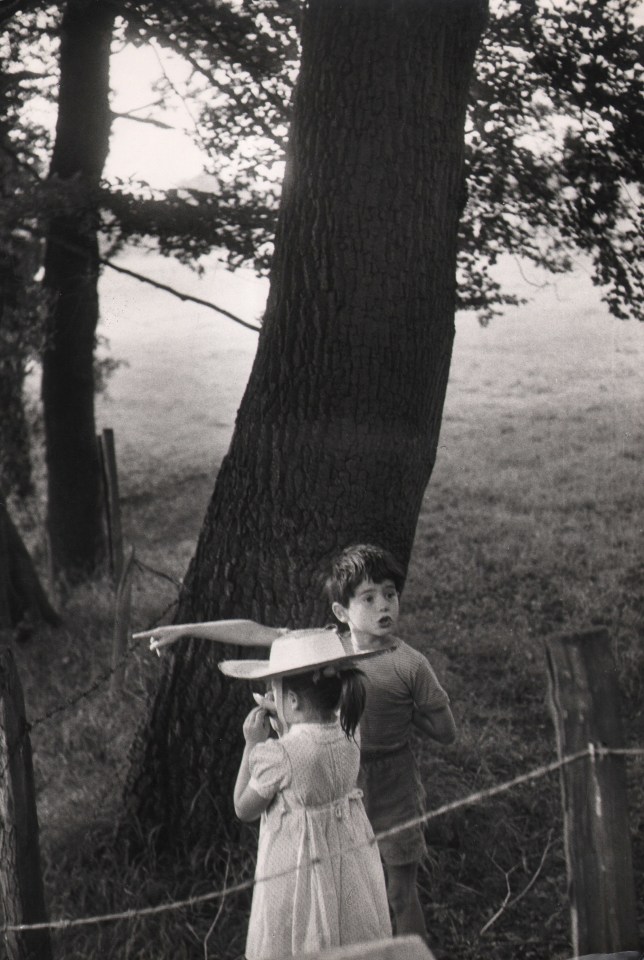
[[133, 620, 283, 654], [412, 704, 457, 744]]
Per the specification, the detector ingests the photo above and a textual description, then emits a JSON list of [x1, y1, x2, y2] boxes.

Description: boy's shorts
[[358, 742, 427, 866]]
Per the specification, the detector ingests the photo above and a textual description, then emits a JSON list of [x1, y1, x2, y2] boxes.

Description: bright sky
[[106, 43, 206, 189]]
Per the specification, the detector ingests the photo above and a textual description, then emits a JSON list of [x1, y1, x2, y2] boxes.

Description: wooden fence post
[[98, 428, 124, 585], [545, 627, 638, 956], [0, 647, 52, 960], [110, 546, 136, 697]]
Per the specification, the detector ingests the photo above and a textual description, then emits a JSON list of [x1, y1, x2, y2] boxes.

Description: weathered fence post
[[0, 647, 52, 960], [545, 627, 639, 956], [98, 428, 124, 585], [110, 546, 136, 697]]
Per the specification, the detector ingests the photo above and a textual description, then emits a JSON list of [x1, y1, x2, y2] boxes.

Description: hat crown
[[218, 626, 378, 681], [268, 628, 346, 675]]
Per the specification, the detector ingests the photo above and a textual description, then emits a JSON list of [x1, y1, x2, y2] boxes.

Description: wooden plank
[[293, 934, 436, 959], [98, 428, 124, 584], [0, 647, 52, 960], [570, 952, 643, 960], [545, 628, 638, 956]]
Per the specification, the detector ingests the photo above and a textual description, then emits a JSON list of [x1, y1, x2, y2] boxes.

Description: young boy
[[325, 543, 456, 942]]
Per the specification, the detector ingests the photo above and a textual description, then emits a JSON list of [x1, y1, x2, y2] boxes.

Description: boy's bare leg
[[386, 861, 427, 941]]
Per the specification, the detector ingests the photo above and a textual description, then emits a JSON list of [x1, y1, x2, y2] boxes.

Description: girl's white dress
[[245, 721, 392, 959]]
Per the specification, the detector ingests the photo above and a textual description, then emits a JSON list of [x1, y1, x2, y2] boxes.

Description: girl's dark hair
[[324, 543, 405, 608], [283, 667, 366, 739]]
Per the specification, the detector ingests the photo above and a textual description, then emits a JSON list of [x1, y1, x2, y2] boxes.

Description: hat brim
[[218, 645, 384, 681]]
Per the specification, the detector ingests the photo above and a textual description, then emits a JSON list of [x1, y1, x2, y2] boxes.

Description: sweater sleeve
[[410, 649, 450, 713]]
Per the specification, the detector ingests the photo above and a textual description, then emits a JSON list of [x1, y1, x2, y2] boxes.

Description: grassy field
[[11, 251, 644, 959]]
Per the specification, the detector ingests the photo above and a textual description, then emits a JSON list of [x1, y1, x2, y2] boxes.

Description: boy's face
[[332, 577, 399, 646]]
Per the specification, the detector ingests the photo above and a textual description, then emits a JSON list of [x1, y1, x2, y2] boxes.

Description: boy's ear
[[332, 601, 348, 623]]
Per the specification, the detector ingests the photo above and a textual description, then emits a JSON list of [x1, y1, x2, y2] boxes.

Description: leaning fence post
[[98, 428, 124, 585], [110, 546, 136, 698], [0, 647, 52, 960], [545, 627, 638, 956]]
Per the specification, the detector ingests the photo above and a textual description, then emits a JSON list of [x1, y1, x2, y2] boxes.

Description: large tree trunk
[[41, 0, 114, 584], [123, 0, 487, 854]]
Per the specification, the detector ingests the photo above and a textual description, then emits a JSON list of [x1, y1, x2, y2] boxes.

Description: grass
[[8, 260, 644, 959]]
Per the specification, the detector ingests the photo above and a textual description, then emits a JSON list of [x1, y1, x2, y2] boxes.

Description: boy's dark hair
[[284, 668, 366, 739], [324, 543, 405, 608]]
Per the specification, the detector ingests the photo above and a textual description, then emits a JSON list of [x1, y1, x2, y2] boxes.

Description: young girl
[[219, 627, 392, 959]]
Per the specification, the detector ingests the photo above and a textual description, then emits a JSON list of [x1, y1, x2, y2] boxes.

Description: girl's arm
[[234, 707, 273, 822], [133, 620, 283, 655], [412, 704, 457, 744]]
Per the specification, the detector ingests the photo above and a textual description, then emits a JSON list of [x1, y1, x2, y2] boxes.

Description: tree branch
[[110, 110, 174, 130], [480, 830, 555, 936], [0, 0, 40, 27], [99, 255, 261, 333]]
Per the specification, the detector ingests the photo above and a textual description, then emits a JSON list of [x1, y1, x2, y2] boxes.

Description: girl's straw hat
[[218, 626, 380, 681]]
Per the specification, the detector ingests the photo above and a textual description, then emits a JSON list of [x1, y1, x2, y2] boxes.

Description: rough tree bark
[[122, 0, 487, 854], [41, 0, 114, 584]]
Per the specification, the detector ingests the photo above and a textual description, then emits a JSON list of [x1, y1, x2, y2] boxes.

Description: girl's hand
[[133, 625, 185, 656], [252, 691, 277, 717], [243, 707, 270, 745], [253, 692, 280, 734]]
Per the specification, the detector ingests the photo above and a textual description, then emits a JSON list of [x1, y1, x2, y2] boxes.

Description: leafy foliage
[[108, 0, 644, 321], [462, 0, 643, 321], [111, 0, 298, 270], [2, 0, 642, 356]]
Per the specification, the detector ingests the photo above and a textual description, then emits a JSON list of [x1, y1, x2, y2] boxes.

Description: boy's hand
[[133, 626, 184, 655], [243, 706, 271, 745]]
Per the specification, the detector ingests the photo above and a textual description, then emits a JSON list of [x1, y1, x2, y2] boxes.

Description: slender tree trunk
[[0, 169, 59, 637], [41, 0, 114, 584], [0, 493, 61, 635], [0, 248, 33, 500], [123, 0, 487, 854]]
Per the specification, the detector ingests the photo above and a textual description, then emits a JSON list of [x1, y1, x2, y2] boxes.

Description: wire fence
[[3, 565, 642, 944], [27, 558, 181, 733], [0, 559, 181, 785], [2, 743, 643, 935]]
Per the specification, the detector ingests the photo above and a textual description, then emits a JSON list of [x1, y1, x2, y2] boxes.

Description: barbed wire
[[27, 566, 183, 733], [0, 564, 184, 782], [2, 743, 643, 935]]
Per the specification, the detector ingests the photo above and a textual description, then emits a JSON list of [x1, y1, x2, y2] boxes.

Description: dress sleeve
[[248, 739, 290, 799], [411, 652, 450, 713]]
